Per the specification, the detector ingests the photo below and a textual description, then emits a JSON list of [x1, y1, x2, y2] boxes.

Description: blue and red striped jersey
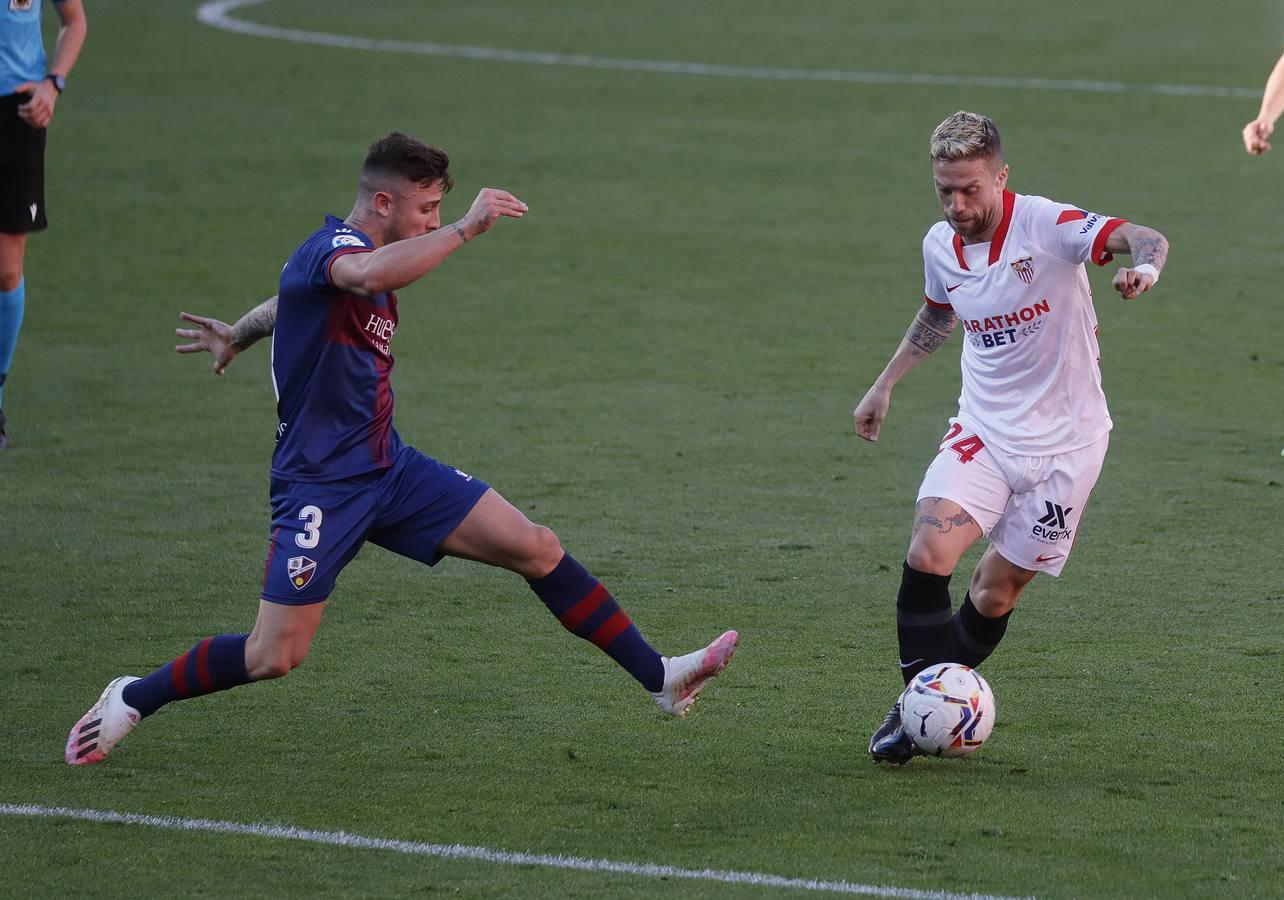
[[269, 215, 403, 482]]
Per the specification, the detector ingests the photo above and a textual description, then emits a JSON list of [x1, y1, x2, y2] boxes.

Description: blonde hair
[[930, 111, 1003, 164]]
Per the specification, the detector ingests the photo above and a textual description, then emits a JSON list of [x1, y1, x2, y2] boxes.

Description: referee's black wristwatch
[[46, 73, 65, 94]]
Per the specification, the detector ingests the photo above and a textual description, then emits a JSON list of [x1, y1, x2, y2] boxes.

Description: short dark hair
[[360, 132, 453, 194]]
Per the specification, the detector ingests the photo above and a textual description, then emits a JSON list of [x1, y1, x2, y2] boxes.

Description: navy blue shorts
[[262, 446, 490, 605]]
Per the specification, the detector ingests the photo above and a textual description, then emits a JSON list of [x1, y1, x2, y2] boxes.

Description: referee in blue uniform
[[0, 0, 86, 448]]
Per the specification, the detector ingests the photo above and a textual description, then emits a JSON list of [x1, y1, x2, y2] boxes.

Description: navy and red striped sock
[[528, 554, 664, 692], [122, 634, 252, 718]]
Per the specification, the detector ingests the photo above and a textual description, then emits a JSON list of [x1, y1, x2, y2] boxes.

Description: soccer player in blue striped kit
[[65, 133, 737, 765]]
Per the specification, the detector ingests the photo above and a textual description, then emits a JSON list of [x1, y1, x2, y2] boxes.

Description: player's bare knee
[[970, 585, 1017, 618], [905, 545, 955, 577], [0, 266, 21, 293], [245, 638, 307, 680], [246, 656, 285, 680], [249, 652, 302, 680], [528, 524, 564, 574]]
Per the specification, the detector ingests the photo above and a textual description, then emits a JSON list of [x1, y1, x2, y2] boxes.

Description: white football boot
[[650, 630, 739, 717], [65, 676, 142, 765]]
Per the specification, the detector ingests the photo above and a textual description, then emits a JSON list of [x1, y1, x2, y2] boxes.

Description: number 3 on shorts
[[296, 505, 323, 549], [940, 423, 985, 464]]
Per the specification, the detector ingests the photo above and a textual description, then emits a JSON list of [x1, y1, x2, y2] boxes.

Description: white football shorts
[[915, 416, 1109, 576]]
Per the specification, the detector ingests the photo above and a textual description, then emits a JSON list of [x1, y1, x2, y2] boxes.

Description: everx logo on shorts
[[287, 556, 317, 590], [1032, 501, 1074, 542]]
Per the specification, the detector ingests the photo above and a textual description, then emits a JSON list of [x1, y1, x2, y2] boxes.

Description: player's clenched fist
[[457, 188, 528, 240], [1112, 267, 1155, 301], [853, 385, 891, 443], [1242, 119, 1273, 155]]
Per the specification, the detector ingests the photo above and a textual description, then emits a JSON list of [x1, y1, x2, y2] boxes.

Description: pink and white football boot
[[65, 676, 141, 765], [650, 630, 739, 717]]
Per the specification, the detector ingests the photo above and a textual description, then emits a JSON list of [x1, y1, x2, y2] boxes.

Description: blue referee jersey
[[0, 0, 66, 96]]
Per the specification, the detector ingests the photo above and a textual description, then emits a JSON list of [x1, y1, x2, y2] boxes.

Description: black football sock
[[895, 561, 953, 685], [940, 591, 1011, 669]]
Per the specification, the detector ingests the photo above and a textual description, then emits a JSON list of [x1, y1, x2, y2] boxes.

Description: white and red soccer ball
[[900, 663, 996, 757]]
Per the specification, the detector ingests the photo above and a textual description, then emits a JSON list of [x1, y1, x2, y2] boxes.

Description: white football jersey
[[922, 190, 1126, 456]]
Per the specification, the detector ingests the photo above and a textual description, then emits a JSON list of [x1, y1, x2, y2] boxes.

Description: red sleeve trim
[[1089, 218, 1128, 267], [325, 246, 374, 287], [924, 294, 952, 310]]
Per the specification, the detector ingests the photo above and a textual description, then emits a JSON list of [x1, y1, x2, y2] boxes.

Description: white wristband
[[1133, 263, 1159, 283]]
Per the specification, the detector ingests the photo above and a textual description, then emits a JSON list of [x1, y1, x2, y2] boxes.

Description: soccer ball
[[899, 663, 996, 757]]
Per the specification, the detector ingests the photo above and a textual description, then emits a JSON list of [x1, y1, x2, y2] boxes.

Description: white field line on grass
[[3, 803, 1032, 900], [196, 0, 1257, 100]]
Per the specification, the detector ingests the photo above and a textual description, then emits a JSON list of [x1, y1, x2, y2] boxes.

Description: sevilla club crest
[[1010, 257, 1035, 284], [288, 556, 317, 591]]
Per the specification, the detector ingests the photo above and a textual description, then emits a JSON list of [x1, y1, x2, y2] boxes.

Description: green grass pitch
[[2, 1, 1282, 896]]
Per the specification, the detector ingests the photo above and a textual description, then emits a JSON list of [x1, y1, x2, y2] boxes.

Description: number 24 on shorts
[[940, 423, 985, 464]]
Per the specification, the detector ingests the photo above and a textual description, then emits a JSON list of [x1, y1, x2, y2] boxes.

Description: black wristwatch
[[46, 73, 65, 94]]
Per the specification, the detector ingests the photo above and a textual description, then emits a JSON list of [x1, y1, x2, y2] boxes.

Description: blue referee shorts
[[262, 445, 490, 605]]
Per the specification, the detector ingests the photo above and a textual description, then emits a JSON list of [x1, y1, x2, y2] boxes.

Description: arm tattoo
[[1129, 231, 1169, 271], [230, 295, 278, 350], [906, 304, 957, 357]]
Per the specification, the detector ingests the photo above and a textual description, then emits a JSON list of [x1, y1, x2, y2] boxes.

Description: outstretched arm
[[175, 295, 278, 376], [330, 189, 528, 296], [853, 302, 958, 442], [1105, 223, 1170, 300], [1244, 51, 1284, 155]]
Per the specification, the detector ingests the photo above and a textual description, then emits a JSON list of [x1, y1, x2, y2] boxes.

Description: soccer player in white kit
[[852, 111, 1169, 764]]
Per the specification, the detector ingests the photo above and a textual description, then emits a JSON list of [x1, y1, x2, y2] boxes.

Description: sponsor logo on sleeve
[[1078, 214, 1101, 235], [332, 234, 367, 249]]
